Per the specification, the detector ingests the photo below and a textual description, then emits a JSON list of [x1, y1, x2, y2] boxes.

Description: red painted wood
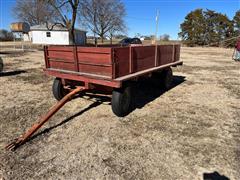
[[77, 47, 111, 54], [47, 46, 74, 51], [132, 46, 155, 72], [113, 47, 130, 78], [134, 57, 155, 71], [78, 64, 112, 77], [44, 44, 181, 87], [73, 46, 79, 72], [77, 52, 111, 64], [174, 45, 180, 62], [48, 51, 74, 62], [44, 69, 121, 88], [49, 61, 75, 71], [158, 45, 174, 65]]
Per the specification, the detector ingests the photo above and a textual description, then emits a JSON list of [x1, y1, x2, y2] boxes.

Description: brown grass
[[0, 46, 239, 179]]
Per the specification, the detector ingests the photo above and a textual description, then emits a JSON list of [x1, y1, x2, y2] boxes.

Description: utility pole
[[155, 10, 159, 44], [154, 10, 159, 66]]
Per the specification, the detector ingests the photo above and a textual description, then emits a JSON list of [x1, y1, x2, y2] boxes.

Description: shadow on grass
[[133, 75, 186, 110], [0, 70, 26, 77], [31, 75, 185, 139], [203, 171, 230, 180], [29, 99, 111, 143], [10, 75, 185, 150]]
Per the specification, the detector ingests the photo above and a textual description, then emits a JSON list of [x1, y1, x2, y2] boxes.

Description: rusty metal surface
[[5, 87, 85, 151]]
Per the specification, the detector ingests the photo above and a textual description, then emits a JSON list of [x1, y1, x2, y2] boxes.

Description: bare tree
[[13, 0, 59, 26], [47, 0, 81, 44], [160, 34, 170, 41], [108, 16, 126, 44], [80, 0, 126, 43], [13, 0, 80, 44]]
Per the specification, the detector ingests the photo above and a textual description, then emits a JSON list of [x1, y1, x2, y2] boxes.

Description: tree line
[[0, 30, 14, 41], [179, 9, 240, 47], [13, 0, 126, 44]]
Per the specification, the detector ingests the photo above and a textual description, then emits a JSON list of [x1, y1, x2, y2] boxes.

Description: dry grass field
[[0, 46, 239, 179]]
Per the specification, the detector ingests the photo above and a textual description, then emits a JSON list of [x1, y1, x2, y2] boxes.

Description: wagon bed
[[44, 44, 182, 88], [5, 44, 184, 150]]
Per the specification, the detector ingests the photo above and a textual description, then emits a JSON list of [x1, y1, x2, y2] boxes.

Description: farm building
[[30, 24, 86, 45]]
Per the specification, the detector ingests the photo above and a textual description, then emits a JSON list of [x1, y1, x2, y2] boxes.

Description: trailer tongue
[[5, 86, 85, 151]]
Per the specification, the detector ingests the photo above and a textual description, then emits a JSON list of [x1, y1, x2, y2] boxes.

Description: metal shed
[[30, 24, 86, 45]]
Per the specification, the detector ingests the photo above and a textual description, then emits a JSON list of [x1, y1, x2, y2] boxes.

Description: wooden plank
[[48, 46, 74, 51], [174, 45, 181, 62], [48, 51, 74, 62], [114, 61, 130, 78], [77, 47, 112, 54], [78, 64, 112, 77], [112, 48, 116, 79], [44, 46, 50, 68], [49, 61, 75, 71], [73, 46, 79, 72], [134, 57, 155, 71], [77, 52, 112, 64], [129, 46, 133, 73], [115, 61, 183, 81], [158, 45, 174, 65], [113, 47, 130, 78], [132, 46, 155, 72], [44, 68, 121, 88]]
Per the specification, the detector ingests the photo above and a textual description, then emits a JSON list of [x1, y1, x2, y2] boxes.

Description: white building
[[30, 24, 86, 45]]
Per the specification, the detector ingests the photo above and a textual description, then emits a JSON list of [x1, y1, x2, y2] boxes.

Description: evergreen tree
[[179, 9, 234, 47], [233, 10, 240, 36], [179, 9, 206, 46]]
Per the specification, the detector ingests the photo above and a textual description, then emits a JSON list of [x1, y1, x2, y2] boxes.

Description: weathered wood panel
[[78, 64, 112, 77], [49, 61, 75, 71], [45, 44, 181, 81], [48, 50, 74, 62], [113, 47, 130, 78]]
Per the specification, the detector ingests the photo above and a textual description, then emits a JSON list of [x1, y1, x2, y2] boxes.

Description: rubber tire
[[0, 57, 3, 72], [52, 78, 68, 101], [161, 68, 173, 90], [111, 85, 132, 117], [152, 68, 173, 90]]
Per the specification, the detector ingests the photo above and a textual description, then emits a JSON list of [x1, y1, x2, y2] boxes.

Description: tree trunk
[[69, 2, 78, 45], [110, 34, 113, 44], [69, 28, 75, 45], [101, 36, 104, 43]]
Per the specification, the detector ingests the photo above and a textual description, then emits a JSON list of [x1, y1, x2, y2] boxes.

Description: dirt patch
[[0, 47, 239, 179]]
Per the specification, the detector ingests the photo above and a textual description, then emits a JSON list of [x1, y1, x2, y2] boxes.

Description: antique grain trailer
[[6, 44, 183, 150], [44, 44, 182, 117]]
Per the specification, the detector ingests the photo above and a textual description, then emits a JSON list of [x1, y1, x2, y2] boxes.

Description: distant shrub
[[0, 29, 14, 41]]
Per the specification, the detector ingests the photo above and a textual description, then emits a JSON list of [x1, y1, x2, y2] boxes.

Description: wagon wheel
[[0, 57, 3, 72], [152, 67, 173, 90], [111, 83, 133, 117], [161, 67, 173, 90], [52, 78, 68, 101]]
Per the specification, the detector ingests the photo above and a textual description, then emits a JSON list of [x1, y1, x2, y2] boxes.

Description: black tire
[[0, 57, 3, 72], [52, 78, 68, 101], [161, 68, 173, 90], [152, 68, 173, 90], [111, 84, 132, 117]]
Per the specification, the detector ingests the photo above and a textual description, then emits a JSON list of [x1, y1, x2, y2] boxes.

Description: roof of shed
[[30, 23, 86, 32]]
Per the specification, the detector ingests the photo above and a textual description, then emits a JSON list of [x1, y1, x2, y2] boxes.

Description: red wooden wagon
[[6, 44, 183, 150], [44, 44, 182, 117]]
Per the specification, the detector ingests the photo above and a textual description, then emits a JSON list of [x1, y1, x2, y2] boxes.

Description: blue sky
[[0, 0, 239, 39]]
